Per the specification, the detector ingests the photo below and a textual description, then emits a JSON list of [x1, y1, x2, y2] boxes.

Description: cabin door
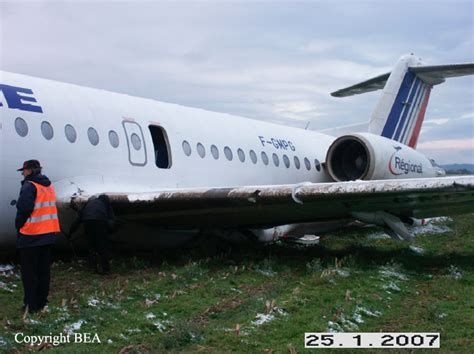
[[122, 120, 147, 166]]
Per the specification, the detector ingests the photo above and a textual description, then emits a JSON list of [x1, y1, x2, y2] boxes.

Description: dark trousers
[[84, 220, 110, 273], [20, 245, 52, 311]]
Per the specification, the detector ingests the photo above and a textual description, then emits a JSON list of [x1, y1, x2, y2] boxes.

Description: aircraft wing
[[65, 176, 474, 230]]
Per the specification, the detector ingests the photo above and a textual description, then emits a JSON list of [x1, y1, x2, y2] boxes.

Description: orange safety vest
[[19, 181, 60, 235]]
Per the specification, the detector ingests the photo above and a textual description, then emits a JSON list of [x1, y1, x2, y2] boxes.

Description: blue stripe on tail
[[393, 76, 423, 141], [381, 71, 417, 140]]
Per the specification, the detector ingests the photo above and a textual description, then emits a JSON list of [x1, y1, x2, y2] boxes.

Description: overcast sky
[[1, 0, 472, 164]]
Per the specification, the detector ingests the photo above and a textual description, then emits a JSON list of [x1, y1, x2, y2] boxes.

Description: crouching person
[[15, 160, 59, 313]]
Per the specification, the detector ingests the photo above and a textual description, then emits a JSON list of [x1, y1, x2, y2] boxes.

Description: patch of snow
[[335, 269, 350, 277], [0, 336, 7, 348], [429, 217, 452, 223], [126, 328, 141, 333], [352, 312, 364, 324], [355, 306, 381, 318], [410, 223, 451, 236], [338, 314, 359, 331], [255, 269, 277, 277], [367, 232, 391, 240], [252, 313, 275, 326], [382, 281, 401, 292], [328, 306, 382, 333], [153, 320, 168, 332], [87, 298, 100, 307], [327, 321, 344, 333], [321, 268, 350, 279], [0, 264, 15, 276], [379, 265, 408, 281], [274, 307, 287, 316], [146, 312, 156, 320], [409, 245, 425, 254], [0, 281, 14, 293], [64, 320, 85, 335], [54, 312, 71, 324], [448, 265, 462, 280]]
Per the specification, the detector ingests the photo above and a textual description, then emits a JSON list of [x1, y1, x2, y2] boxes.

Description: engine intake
[[326, 135, 371, 181], [326, 133, 437, 181]]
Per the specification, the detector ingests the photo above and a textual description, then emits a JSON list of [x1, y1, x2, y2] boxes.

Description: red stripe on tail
[[408, 88, 431, 148]]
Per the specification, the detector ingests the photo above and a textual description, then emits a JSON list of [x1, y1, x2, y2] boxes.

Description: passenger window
[[149, 126, 171, 168], [41, 121, 54, 140], [224, 146, 233, 161], [304, 157, 311, 171], [14, 117, 28, 137], [249, 150, 257, 164], [211, 145, 219, 159], [283, 154, 290, 168], [131, 133, 142, 150], [197, 143, 206, 158], [65, 124, 77, 143], [182, 140, 192, 156], [294, 156, 301, 169], [88, 127, 99, 146], [237, 148, 245, 162], [108, 130, 119, 148], [314, 158, 321, 171], [272, 153, 280, 167], [261, 151, 269, 165]]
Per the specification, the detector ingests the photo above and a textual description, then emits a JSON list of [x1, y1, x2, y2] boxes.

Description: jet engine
[[326, 133, 440, 181]]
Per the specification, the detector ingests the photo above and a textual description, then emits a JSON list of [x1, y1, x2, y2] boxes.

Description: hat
[[17, 160, 42, 171]]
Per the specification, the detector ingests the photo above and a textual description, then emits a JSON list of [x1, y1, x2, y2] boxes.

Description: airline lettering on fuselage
[[258, 136, 296, 151], [388, 146, 423, 175], [0, 84, 43, 113]]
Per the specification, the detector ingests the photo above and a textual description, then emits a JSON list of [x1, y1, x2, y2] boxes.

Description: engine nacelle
[[326, 133, 439, 181]]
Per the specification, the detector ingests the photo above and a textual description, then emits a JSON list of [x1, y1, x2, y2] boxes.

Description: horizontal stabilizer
[[410, 63, 474, 85], [331, 72, 390, 97], [331, 62, 474, 97]]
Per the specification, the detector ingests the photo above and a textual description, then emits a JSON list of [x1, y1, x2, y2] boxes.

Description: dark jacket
[[81, 195, 115, 222], [16, 173, 57, 248], [69, 195, 116, 237]]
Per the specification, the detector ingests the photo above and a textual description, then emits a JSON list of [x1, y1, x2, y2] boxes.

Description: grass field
[[1, 214, 473, 353]]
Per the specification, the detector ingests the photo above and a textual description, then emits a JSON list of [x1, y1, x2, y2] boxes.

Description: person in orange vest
[[15, 160, 60, 313]]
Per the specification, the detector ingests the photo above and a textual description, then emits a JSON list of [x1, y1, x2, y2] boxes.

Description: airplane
[[0, 53, 473, 249]]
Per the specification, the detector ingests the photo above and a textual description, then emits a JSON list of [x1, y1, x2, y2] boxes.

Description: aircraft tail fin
[[331, 54, 474, 148]]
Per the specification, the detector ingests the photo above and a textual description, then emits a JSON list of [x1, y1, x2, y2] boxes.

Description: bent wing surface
[[64, 176, 474, 229]]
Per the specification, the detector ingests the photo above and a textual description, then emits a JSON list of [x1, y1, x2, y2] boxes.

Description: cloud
[[0, 1, 472, 163], [418, 138, 473, 151]]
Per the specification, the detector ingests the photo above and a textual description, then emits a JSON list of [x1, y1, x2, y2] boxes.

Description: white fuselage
[[0, 71, 334, 246]]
